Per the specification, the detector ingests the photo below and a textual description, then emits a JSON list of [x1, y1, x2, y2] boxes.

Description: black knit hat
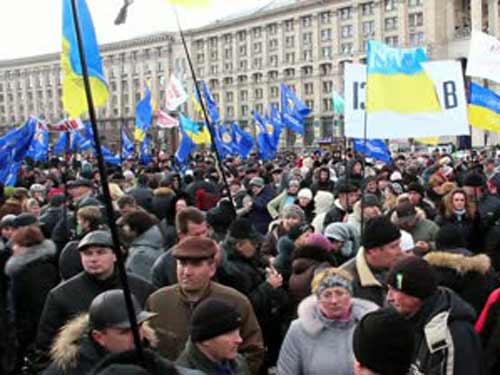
[[189, 299, 242, 342], [386, 256, 437, 299], [463, 172, 486, 188], [362, 216, 401, 249], [228, 218, 261, 242], [353, 308, 414, 375], [288, 222, 314, 241], [407, 182, 425, 196]]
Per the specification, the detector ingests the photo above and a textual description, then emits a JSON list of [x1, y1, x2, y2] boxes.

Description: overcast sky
[[0, 0, 272, 60]]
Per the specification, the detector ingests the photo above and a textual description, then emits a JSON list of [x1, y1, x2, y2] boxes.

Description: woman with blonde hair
[[278, 268, 377, 375], [22, 197, 41, 217]]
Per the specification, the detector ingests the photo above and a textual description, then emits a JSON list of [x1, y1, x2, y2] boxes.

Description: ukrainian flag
[[469, 82, 500, 132], [62, 0, 109, 119], [179, 113, 211, 144], [134, 88, 153, 142], [366, 41, 440, 113]]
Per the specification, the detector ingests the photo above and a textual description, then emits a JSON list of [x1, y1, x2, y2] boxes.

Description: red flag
[[157, 110, 179, 129]]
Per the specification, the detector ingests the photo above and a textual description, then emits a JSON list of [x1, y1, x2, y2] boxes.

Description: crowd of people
[[0, 146, 500, 375]]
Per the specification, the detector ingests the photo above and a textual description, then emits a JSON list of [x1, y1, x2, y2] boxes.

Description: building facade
[[0, 0, 498, 148]]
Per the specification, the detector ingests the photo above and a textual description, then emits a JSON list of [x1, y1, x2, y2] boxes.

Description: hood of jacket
[[390, 205, 426, 225], [296, 295, 377, 337], [4, 239, 56, 276], [131, 225, 164, 250], [51, 314, 158, 371], [313, 191, 334, 215], [424, 251, 491, 275]]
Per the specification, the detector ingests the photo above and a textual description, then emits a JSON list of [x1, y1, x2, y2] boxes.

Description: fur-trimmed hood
[[424, 251, 491, 275], [296, 295, 378, 337], [50, 313, 158, 371], [4, 239, 56, 276]]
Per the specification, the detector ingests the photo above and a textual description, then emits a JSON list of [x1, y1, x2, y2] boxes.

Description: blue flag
[[280, 83, 311, 134], [121, 127, 134, 159], [134, 87, 153, 142], [201, 81, 220, 124], [0, 117, 37, 186], [140, 136, 153, 165], [175, 124, 196, 166], [352, 138, 391, 163], [270, 104, 283, 149], [27, 123, 49, 161], [253, 111, 275, 160], [101, 146, 120, 166], [217, 124, 238, 158], [231, 122, 254, 159]]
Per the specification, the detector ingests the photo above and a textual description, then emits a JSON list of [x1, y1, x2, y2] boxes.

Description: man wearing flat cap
[[145, 236, 264, 374]]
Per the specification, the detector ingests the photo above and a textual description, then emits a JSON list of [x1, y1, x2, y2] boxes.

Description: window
[[224, 63, 233, 72], [385, 0, 397, 11], [321, 47, 332, 59], [267, 23, 278, 35], [361, 2, 374, 16], [320, 11, 331, 24], [341, 42, 353, 55], [226, 106, 234, 118], [210, 50, 218, 61], [269, 55, 278, 67], [240, 90, 248, 101], [341, 25, 353, 38], [209, 37, 218, 48], [285, 53, 295, 64], [269, 39, 278, 50], [385, 17, 397, 31], [237, 30, 247, 41], [226, 91, 233, 102], [302, 15, 312, 27], [284, 68, 295, 78], [255, 88, 263, 99], [408, 0, 423, 7], [304, 82, 314, 95], [320, 29, 332, 41], [323, 98, 333, 112], [255, 103, 263, 113], [384, 36, 399, 46], [409, 32, 424, 46], [253, 42, 262, 53], [303, 50, 313, 62], [253, 27, 262, 37], [339, 7, 352, 20], [302, 66, 313, 76], [224, 48, 232, 59], [239, 45, 247, 56], [253, 73, 263, 83], [305, 100, 314, 110], [253, 57, 262, 69], [409, 12, 423, 27], [210, 65, 218, 75], [268, 71, 278, 80], [362, 21, 375, 35], [303, 32, 313, 45], [270, 86, 279, 98], [241, 105, 248, 116], [285, 36, 295, 48], [196, 39, 204, 49], [322, 81, 333, 94], [284, 19, 294, 31], [239, 60, 247, 70], [223, 34, 232, 44]]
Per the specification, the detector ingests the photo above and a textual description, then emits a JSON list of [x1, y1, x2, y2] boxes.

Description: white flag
[[466, 30, 500, 84], [157, 110, 179, 129], [164, 74, 188, 111], [47, 118, 84, 132], [344, 62, 469, 138]]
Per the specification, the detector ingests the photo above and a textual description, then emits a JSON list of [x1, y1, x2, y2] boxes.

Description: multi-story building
[[0, 0, 497, 147]]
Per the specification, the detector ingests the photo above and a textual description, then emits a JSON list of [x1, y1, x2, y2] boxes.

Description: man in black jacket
[[387, 256, 484, 375], [35, 230, 155, 368]]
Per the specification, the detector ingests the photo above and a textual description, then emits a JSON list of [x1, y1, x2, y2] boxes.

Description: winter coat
[[435, 213, 480, 252], [151, 248, 177, 289], [294, 198, 315, 224], [151, 187, 175, 221], [176, 339, 250, 375], [58, 240, 83, 280], [417, 198, 437, 221], [277, 295, 377, 375], [424, 250, 498, 315], [408, 288, 483, 375], [267, 190, 295, 220], [340, 248, 388, 307], [323, 199, 349, 229], [36, 270, 155, 358], [247, 185, 275, 234], [145, 281, 265, 375], [39, 207, 64, 238], [288, 246, 336, 314], [391, 207, 439, 249], [261, 221, 289, 263], [4, 240, 59, 356], [125, 225, 165, 282], [219, 241, 289, 329], [310, 179, 335, 196]]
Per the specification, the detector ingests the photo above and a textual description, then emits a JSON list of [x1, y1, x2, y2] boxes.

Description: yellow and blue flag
[[27, 124, 49, 161], [134, 88, 154, 142], [62, 0, 109, 118], [253, 110, 275, 160], [176, 119, 197, 166], [280, 83, 311, 134], [270, 104, 282, 149], [352, 138, 391, 163], [468, 82, 500, 132], [140, 135, 153, 165], [121, 128, 134, 159], [231, 122, 254, 160], [200, 81, 220, 124], [366, 40, 440, 113], [179, 113, 211, 144]]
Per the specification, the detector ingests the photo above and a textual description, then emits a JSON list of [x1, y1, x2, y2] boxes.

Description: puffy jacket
[[125, 225, 165, 282]]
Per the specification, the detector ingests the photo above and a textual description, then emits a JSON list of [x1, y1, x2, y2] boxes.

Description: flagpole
[[69, 0, 144, 361], [120, 123, 124, 164], [172, 7, 236, 214], [359, 63, 369, 244]]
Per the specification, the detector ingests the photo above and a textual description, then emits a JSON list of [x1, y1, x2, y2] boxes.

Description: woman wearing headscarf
[[278, 268, 377, 375]]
